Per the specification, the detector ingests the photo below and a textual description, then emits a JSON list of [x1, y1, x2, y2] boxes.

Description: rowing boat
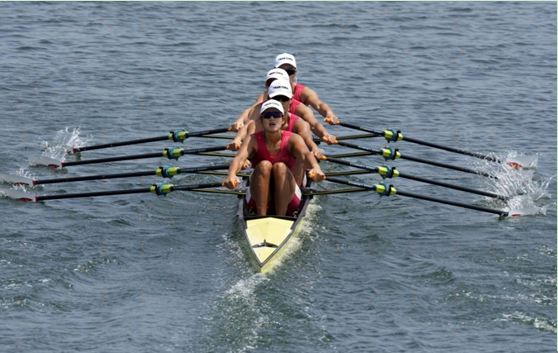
[[238, 177, 313, 273]]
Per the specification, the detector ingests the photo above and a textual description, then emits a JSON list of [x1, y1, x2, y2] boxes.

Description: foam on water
[[500, 311, 557, 334], [28, 127, 89, 166], [472, 151, 553, 217]]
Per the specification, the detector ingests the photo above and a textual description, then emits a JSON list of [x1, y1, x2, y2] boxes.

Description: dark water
[[0, 2, 555, 352]]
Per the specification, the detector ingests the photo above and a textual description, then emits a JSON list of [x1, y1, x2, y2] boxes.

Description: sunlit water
[[0, 2, 555, 353]]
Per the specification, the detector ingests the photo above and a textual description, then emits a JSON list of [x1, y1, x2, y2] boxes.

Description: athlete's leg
[[271, 162, 297, 216], [250, 160, 273, 216]]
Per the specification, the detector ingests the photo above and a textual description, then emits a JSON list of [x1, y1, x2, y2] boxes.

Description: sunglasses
[[272, 95, 290, 102], [261, 111, 283, 119]]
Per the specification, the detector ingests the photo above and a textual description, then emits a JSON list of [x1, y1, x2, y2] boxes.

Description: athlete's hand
[[223, 175, 240, 189], [240, 160, 252, 170], [324, 114, 340, 125], [308, 168, 326, 182], [227, 137, 242, 151], [312, 148, 325, 161], [322, 133, 338, 145], [230, 120, 244, 132]]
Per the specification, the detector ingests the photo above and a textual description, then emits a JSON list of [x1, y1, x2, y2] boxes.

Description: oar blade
[[0, 186, 36, 202], [0, 173, 34, 186], [505, 155, 538, 170], [28, 156, 63, 168]]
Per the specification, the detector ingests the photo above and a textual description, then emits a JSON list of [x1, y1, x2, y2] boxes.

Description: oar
[[1, 164, 230, 186], [336, 141, 496, 179], [41, 145, 228, 169], [338, 122, 503, 163], [325, 177, 509, 218], [12, 181, 224, 202], [70, 127, 232, 154], [325, 157, 506, 200]]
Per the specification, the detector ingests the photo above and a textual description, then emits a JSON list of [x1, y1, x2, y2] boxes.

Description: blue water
[[0, 2, 555, 352]]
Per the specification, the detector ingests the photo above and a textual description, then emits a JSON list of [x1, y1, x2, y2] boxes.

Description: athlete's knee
[[272, 162, 288, 174], [254, 160, 273, 175]]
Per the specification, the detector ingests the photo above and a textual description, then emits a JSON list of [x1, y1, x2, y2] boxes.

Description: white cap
[[260, 99, 284, 114], [265, 68, 289, 84], [267, 79, 292, 99], [274, 53, 297, 69]]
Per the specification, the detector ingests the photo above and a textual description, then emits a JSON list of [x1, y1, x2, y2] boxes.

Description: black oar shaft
[[35, 171, 154, 185], [339, 122, 502, 163], [75, 136, 168, 152], [35, 187, 151, 201], [73, 127, 231, 153], [338, 122, 382, 136], [401, 136, 501, 162], [400, 154, 495, 178], [325, 157, 503, 199], [398, 173, 503, 199], [326, 177, 508, 217], [34, 163, 230, 185], [395, 190, 507, 216], [62, 146, 227, 167], [34, 181, 224, 202], [336, 141, 495, 179], [62, 152, 163, 166]]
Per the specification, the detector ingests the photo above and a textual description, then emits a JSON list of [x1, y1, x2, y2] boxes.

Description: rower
[[228, 79, 324, 160], [231, 68, 336, 144], [275, 53, 341, 126], [223, 100, 325, 217]]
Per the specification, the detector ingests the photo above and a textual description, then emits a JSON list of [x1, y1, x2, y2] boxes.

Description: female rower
[[230, 68, 336, 144], [275, 53, 341, 126], [228, 79, 324, 160], [223, 100, 325, 217]]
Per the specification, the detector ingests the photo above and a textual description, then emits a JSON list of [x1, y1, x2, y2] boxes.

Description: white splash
[[472, 151, 552, 217], [44, 127, 89, 158]]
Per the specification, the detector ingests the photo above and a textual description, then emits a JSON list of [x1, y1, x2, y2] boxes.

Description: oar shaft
[[400, 154, 495, 178], [74, 136, 168, 153], [35, 171, 155, 185], [398, 172, 503, 199], [326, 177, 508, 217], [395, 190, 507, 216], [34, 163, 230, 185], [34, 181, 224, 202], [339, 122, 502, 163], [325, 157, 503, 199], [62, 146, 227, 167], [35, 187, 151, 201], [72, 127, 231, 153], [338, 122, 382, 136], [336, 141, 495, 179], [62, 152, 163, 166], [401, 136, 501, 163]]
